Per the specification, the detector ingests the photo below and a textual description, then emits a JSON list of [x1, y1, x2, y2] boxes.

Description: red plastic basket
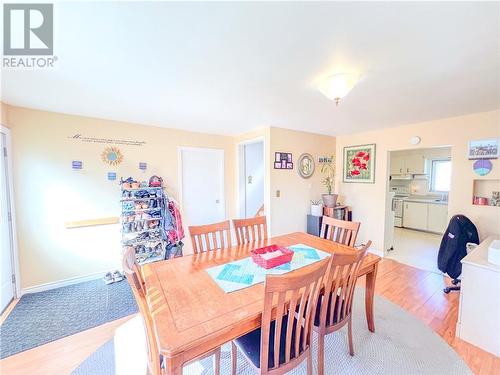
[[251, 245, 294, 269]]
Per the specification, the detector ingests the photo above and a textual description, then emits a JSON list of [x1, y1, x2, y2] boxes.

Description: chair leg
[[348, 316, 354, 356], [231, 341, 237, 375], [307, 350, 313, 375], [214, 347, 221, 375], [317, 332, 325, 375]]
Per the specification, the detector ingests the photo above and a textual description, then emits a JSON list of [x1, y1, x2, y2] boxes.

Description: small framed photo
[[274, 152, 293, 169], [468, 139, 499, 159]]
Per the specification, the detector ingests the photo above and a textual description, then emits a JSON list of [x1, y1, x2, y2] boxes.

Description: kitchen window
[[430, 159, 451, 192]]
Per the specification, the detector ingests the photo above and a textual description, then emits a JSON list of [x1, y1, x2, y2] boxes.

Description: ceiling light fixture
[[319, 73, 358, 105]]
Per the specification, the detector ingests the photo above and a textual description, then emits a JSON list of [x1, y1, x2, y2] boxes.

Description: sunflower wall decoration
[[101, 146, 123, 166]]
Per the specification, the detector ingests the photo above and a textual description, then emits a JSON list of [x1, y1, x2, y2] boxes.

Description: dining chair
[[188, 220, 232, 253], [232, 216, 268, 245], [123, 247, 221, 375], [320, 216, 360, 247], [313, 242, 371, 375], [231, 257, 330, 375], [123, 247, 163, 375]]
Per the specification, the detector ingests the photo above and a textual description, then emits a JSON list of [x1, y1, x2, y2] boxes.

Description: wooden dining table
[[142, 232, 381, 374]]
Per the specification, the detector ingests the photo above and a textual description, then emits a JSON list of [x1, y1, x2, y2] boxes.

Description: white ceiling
[[1, 1, 499, 136]]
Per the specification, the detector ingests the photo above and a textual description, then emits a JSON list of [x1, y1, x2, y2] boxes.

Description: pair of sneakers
[[103, 270, 124, 285]]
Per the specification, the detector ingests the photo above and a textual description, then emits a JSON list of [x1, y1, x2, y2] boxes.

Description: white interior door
[[180, 148, 225, 226], [244, 141, 264, 218], [1, 132, 15, 313]]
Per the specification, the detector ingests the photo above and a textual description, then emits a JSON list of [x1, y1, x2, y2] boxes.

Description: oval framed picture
[[297, 153, 315, 178]]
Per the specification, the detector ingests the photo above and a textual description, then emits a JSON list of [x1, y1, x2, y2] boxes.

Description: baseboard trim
[[368, 246, 384, 257], [20, 272, 105, 296]]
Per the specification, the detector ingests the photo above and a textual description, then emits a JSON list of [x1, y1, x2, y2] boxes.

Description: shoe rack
[[120, 184, 169, 264]]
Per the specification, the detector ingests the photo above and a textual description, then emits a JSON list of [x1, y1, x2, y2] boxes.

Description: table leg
[[165, 355, 183, 375], [365, 263, 378, 333]]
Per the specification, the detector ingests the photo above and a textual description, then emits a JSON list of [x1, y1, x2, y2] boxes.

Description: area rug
[[0, 279, 137, 359], [72, 290, 472, 375]]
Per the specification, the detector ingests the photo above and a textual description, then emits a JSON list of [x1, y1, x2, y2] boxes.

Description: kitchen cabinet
[[427, 204, 448, 233], [403, 200, 448, 233], [390, 153, 426, 175], [390, 155, 406, 175], [403, 201, 428, 230], [405, 154, 426, 174]]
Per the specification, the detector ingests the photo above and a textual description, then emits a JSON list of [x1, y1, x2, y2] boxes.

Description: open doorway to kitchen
[[385, 146, 452, 273], [238, 139, 265, 219]]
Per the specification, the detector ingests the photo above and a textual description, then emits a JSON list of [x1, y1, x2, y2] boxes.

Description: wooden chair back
[[318, 242, 370, 330], [260, 257, 329, 373], [122, 247, 162, 375], [188, 220, 232, 254], [232, 216, 268, 245], [320, 216, 360, 247]]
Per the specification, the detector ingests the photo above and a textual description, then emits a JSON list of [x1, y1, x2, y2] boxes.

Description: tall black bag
[[437, 215, 479, 279]]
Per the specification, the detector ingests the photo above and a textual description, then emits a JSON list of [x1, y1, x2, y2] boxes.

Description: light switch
[[276, 190, 280, 198]]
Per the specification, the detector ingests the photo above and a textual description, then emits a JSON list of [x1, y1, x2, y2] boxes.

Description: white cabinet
[[390, 155, 406, 175], [427, 204, 448, 233], [405, 154, 426, 174], [390, 153, 426, 175], [403, 201, 448, 233], [457, 236, 500, 357], [403, 201, 428, 230]]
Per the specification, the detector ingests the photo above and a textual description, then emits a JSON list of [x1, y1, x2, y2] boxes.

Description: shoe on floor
[[113, 270, 124, 282], [103, 272, 114, 285]]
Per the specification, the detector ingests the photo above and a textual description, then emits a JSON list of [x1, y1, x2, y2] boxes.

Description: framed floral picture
[[343, 144, 376, 183]]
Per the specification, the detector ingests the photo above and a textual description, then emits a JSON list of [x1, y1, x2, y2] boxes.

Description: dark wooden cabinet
[[307, 205, 352, 237]]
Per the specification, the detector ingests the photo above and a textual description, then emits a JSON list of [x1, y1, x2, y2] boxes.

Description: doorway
[[179, 147, 225, 226], [1, 126, 18, 313], [385, 146, 452, 273], [238, 139, 264, 218]]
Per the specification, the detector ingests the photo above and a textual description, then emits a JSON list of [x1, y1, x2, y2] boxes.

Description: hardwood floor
[[368, 259, 500, 375], [1, 259, 498, 375]]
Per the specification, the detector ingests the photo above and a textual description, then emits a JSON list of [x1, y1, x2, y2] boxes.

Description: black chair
[[437, 215, 479, 293]]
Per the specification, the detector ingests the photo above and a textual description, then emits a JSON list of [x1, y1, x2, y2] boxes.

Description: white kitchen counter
[[403, 198, 448, 205], [462, 236, 500, 272]]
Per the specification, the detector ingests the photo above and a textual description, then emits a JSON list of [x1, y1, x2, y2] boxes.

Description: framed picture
[[468, 138, 499, 159], [343, 144, 376, 183], [274, 152, 293, 169], [297, 153, 315, 178]]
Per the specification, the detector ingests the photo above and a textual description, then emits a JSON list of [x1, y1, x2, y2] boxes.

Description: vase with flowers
[[321, 154, 338, 207]]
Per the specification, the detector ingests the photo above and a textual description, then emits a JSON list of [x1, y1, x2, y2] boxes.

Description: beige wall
[[1, 102, 9, 127], [336, 110, 500, 252], [3, 104, 335, 290], [5, 101, 497, 290], [3, 104, 237, 289], [269, 127, 336, 236]]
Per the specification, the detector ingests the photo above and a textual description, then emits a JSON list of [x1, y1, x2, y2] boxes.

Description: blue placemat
[[205, 243, 330, 293]]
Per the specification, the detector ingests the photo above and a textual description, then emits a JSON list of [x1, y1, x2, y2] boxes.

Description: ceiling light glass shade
[[319, 73, 357, 104]]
